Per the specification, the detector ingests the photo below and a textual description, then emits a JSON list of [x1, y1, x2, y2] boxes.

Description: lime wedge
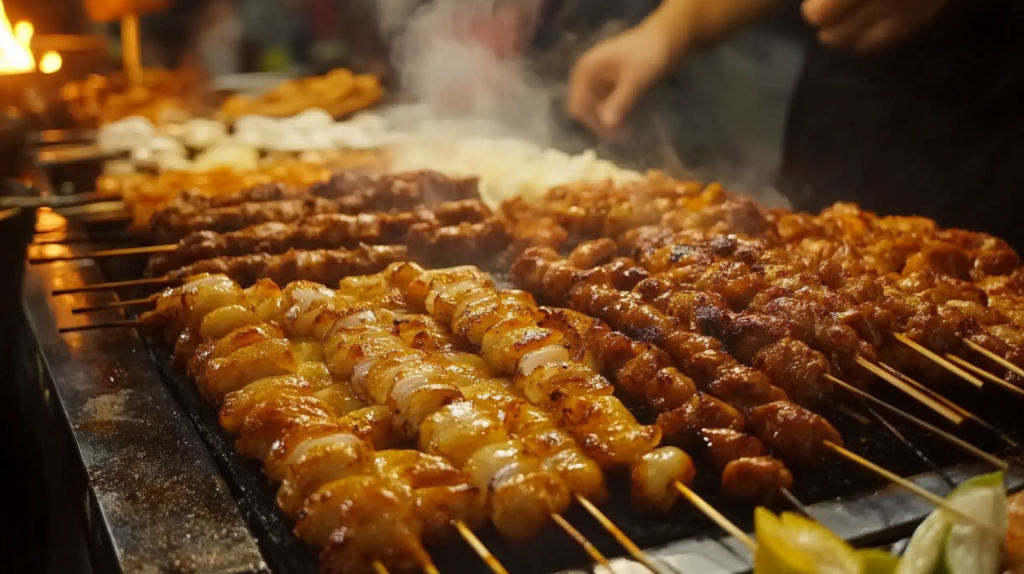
[[941, 472, 1007, 574], [858, 549, 900, 574], [897, 472, 1006, 574], [754, 508, 862, 574]]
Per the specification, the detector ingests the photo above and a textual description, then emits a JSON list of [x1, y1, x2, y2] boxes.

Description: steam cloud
[[379, 0, 556, 144]]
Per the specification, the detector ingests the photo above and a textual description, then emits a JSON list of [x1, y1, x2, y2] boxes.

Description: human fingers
[[567, 57, 613, 135], [802, 0, 864, 27], [852, 16, 907, 53], [597, 69, 644, 130], [817, 2, 883, 50]]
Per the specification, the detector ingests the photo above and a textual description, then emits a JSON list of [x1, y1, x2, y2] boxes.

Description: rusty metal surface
[[23, 250, 266, 574]]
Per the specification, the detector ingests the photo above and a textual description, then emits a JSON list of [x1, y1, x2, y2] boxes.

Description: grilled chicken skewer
[[145, 199, 496, 276], [150, 170, 481, 242], [143, 271, 694, 549], [627, 224, 1024, 386], [148, 221, 510, 284]]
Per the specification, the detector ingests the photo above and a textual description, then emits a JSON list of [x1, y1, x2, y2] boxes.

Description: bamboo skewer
[[826, 375, 1008, 470], [892, 333, 984, 388], [29, 244, 178, 264], [454, 521, 510, 574], [59, 320, 140, 333], [574, 495, 668, 574], [964, 338, 1024, 380], [946, 352, 1024, 399], [372, 561, 390, 574], [552, 513, 610, 566], [52, 276, 176, 295], [879, 363, 1020, 449], [71, 297, 154, 314], [855, 356, 964, 424], [779, 487, 811, 516], [862, 404, 951, 486], [674, 482, 756, 552], [823, 441, 999, 533]]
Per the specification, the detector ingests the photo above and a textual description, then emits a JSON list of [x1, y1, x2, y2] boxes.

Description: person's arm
[[638, 0, 789, 60]]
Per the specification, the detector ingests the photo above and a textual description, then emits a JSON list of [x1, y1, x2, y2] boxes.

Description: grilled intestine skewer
[[510, 244, 844, 468], [537, 306, 795, 501]]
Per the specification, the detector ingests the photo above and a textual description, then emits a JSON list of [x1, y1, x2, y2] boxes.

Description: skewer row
[[42, 170, 1022, 573]]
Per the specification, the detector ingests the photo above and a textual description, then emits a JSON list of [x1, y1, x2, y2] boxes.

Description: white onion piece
[[452, 289, 494, 323], [336, 310, 378, 329], [517, 346, 570, 378], [183, 118, 228, 149], [284, 432, 361, 468], [351, 358, 380, 391], [155, 153, 192, 172], [183, 274, 234, 292], [390, 371, 432, 409], [290, 108, 334, 129]]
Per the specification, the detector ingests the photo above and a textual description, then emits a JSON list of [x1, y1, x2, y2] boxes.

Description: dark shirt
[[780, 0, 1024, 247]]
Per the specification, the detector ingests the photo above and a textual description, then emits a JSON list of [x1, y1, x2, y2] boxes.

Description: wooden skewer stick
[[372, 561, 391, 574], [674, 482, 756, 552], [551, 513, 610, 566], [29, 244, 178, 264], [823, 441, 999, 534], [59, 320, 140, 333], [826, 375, 1008, 470], [454, 521, 509, 574], [880, 363, 1020, 450], [52, 276, 176, 296], [779, 487, 811, 516], [854, 356, 964, 424], [948, 350, 1024, 399], [879, 363, 972, 417], [863, 404, 950, 486], [892, 333, 984, 388], [575, 494, 668, 574], [421, 563, 441, 574], [964, 338, 1024, 379], [71, 297, 154, 314]]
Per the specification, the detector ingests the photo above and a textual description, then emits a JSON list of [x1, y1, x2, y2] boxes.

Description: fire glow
[[0, 0, 60, 75]]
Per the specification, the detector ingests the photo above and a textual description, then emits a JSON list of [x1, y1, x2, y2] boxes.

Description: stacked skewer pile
[[41, 169, 1024, 574]]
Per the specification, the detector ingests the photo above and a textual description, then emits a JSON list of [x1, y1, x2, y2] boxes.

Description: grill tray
[[37, 220, 1024, 574]]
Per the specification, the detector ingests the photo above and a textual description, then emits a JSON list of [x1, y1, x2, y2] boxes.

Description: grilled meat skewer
[[146, 199, 497, 276]]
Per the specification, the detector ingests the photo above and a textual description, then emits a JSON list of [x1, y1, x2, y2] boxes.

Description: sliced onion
[[517, 346, 570, 378], [285, 432, 361, 468], [336, 310, 378, 329], [452, 289, 494, 323], [390, 371, 435, 411], [351, 358, 380, 390]]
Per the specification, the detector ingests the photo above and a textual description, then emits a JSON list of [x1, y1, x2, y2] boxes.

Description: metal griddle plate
[[26, 229, 1024, 574], [23, 245, 267, 574]]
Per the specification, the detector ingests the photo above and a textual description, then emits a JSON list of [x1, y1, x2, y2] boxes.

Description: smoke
[[379, 0, 557, 144]]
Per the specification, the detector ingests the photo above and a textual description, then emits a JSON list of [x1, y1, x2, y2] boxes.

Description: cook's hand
[[567, 26, 675, 137], [802, 0, 950, 53]]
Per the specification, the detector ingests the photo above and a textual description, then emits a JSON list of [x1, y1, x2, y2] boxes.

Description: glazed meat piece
[[746, 401, 842, 465], [721, 456, 794, 500]]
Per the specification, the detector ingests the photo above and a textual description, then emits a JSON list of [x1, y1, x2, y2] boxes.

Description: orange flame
[[0, 1, 61, 74]]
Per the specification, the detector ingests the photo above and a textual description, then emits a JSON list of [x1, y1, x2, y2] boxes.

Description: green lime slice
[[754, 508, 861, 574], [897, 472, 1006, 574], [941, 473, 1007, 574]]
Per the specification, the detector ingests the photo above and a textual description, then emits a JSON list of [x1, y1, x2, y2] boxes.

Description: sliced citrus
[[857, 549, 900, 574], [753, 507, 861, 574], [897, 471, 1006, 574]]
